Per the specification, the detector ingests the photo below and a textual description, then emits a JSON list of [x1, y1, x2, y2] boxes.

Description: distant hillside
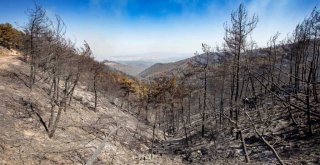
[[138, 52, 219, 78], [103, 60, 147, 76], [116, 60, 154, 69]]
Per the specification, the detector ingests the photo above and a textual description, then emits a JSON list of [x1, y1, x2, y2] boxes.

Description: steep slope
[[137, 47, 320, 164], [0, 54, 181, 164], [151, 95, 320, 164]]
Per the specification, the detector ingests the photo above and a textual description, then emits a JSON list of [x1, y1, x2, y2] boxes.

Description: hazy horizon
[[0, 0, 319, 62]]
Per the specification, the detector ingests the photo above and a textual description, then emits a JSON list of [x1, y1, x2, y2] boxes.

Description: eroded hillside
[[0, 53, 180, 164]]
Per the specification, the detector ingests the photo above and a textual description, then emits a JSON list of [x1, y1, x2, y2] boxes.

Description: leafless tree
[[23, 3, 50, 88], [224, 3, 258, 123]]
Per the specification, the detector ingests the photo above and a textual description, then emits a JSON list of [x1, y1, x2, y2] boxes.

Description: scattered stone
[[0, 86, 5, 91], [73, 95, 83, 102]]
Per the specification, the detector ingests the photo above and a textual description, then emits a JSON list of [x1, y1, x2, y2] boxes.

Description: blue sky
[[0, 0, 319, 61]]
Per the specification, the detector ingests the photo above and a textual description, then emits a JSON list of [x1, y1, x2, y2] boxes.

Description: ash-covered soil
[[0, 54, 181, 164]]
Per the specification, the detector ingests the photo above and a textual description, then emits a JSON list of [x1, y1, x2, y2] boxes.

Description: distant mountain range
[[103, 60, 154, 76], [103, 52, 199, 77], [138, 52, 220, 79], [104, 52, 223, 78], [138, 60, 187, 78]]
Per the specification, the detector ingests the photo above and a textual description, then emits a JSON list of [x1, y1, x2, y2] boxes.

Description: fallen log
[[245, 112, 284, 165]]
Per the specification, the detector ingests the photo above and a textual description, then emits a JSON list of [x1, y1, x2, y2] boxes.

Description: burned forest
[[0, 1, 320, 165]]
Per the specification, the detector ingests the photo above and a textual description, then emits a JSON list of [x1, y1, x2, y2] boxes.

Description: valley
[[0, 1, 320, 165]]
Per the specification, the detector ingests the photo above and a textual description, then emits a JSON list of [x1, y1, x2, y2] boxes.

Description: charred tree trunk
[[202, 70, 207, 137], [93, 72, 98, 112]]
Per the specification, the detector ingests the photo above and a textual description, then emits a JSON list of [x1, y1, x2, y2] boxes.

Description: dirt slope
[[0, 54, 180, 164]]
